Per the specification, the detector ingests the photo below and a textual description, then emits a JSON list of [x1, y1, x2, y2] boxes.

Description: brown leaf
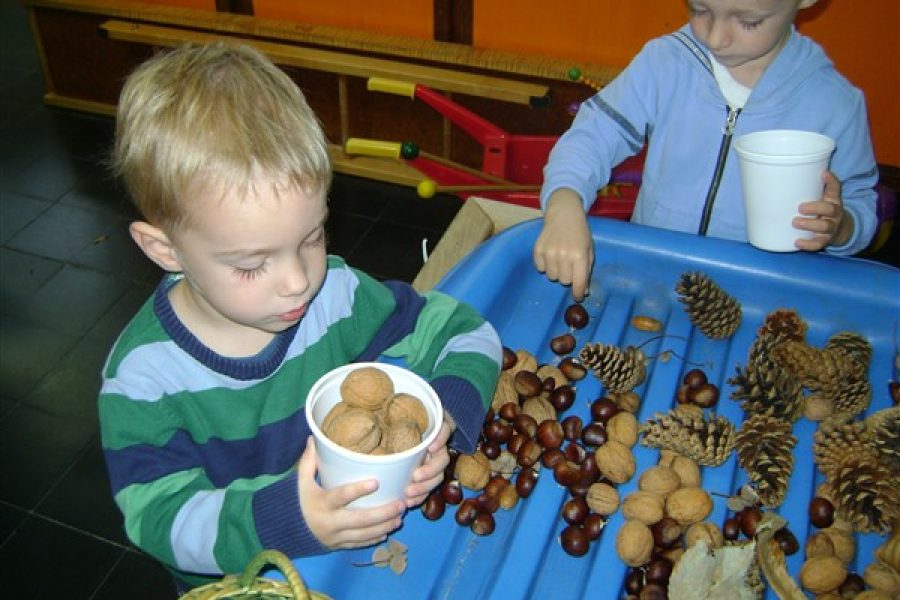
[[371, 546, 392, 567], [389, 553, 407, 575]]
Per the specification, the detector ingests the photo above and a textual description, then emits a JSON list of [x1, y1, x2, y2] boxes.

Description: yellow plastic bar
[[344, 138, 403, 159], [367, 77, 417, 99]]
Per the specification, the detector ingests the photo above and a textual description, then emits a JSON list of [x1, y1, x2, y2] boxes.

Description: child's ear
[[798, 0, 819, 8], [129, 221, 182, 272]]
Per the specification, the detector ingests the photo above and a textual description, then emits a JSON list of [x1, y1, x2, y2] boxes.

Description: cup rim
[[733, 129, 835, 161], [305, 362, 443, 464]]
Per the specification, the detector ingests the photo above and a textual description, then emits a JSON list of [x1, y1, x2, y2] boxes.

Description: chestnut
[[484, 475, 509, 499], [483, 419, 513, 444], [774, 527, 799, 556], [639, 583, 667, 600], [471, 511, 495, 536], [559, 357, 587, 381], [480, 440, 501, 460], [514, 370, 543, 398], [422, 493, 445, 520], [682, 368, 708, 388], [516, 468, 538, 498], [624, 568, 644, 593], [564, 441, 587, 464], [583, 513, 606, 540], [675, 384, 691, 405], [580, 422, 608, 448], [645, 558, 673, 585], [590, 397, 619, 423], [516, 438, 542, 468], [507, 433, 526, 455], [549, 385, 576, 412], [562, 496, 589, 526], [561, 415, 583, 441], [537, 419, 565, 450], [541, 447, 566, 470], [808, 496, 835, 529], [501, 346, 517, 370], [560, 525, 590, 556], [579, 451, 600, 485], [513, 413, 538, 439], [541, 376, 557, 392], [441, 480, 463, 505], [722, 517, 741, 541], [455, 498, 478, 526], [689, 383, 719, 408], [838, 572, 865, 595], [554, 460, 583, 487], [650, 517, 682, 549], [564, 304, 590, 329], [550, 333, 577, 355], [498, 484, 519, 510], [739, 507, 763, 538], [499, 401, 520, 421], [475, 492, 500, 514]]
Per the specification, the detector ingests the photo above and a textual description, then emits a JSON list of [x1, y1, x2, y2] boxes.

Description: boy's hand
[[297, 437, 405, 549], [404, 421, 453, 508], [534, 189, 594, 301], [793, 171, 852, 251]]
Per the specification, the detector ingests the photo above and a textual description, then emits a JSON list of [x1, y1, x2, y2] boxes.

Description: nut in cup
[[305, 362, 443, 509], [733, 129, 835, 252]]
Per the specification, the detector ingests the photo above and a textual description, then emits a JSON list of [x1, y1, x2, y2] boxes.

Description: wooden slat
[[101, 20, 549, 105]]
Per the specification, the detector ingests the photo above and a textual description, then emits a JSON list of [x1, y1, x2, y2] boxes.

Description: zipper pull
[[723, 106, 740, 135]]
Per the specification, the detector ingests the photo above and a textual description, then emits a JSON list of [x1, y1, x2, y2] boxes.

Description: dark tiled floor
[[2, 3, 899, 599], [0, 3, 462, 597]]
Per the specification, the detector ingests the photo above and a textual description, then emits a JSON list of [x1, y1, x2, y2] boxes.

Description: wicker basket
[[179, 550, 332, 600]]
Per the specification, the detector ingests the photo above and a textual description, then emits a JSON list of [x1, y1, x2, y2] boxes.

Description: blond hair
[[113, 42, 331, 230]]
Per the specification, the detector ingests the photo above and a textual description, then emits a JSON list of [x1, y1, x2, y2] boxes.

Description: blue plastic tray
[[292, 217, 899, 599]]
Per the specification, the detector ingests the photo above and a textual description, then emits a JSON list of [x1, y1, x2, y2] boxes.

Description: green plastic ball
[[567, 67, 582, 81], [400, 141, 420, 159]]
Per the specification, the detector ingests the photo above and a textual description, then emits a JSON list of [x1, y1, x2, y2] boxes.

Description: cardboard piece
[[412, 196, 541, 292]]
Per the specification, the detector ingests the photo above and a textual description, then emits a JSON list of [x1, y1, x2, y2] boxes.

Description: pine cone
[[867, 406, 900, 473], [772, 341, 859, 392], [639, 409, 736, 466], [757, 308, 807, 342], [728, 334, 804, 422], [734, 415, 796, 508], [820, 454, 900, 534], [813, 417, 873, 481], [675, 271, 742, 339], [579, 343, 646, 393], [827, 378, 872, 420], [824, 331, 872, 370]]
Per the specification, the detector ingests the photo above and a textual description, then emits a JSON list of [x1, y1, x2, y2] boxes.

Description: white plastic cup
[[305, 362, 443, 509], [733, 130, 835, 252]]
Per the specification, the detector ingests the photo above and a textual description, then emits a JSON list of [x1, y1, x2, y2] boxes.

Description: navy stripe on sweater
[[356, 280, 426, 361]]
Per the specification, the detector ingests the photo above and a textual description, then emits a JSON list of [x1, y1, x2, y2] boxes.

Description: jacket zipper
[[697, 106, 742, 235]]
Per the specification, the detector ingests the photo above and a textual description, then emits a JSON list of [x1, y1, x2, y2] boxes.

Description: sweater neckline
[[153, 274, 298, 381]]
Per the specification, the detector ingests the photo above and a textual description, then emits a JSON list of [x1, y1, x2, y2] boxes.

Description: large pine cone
[[824, 331, 872, 370], [757, 308, 807, 342], [867, 406, 900, 473], [813, 417, 873, 481], [579, 343, 646, 393], [820, 454, 900, 534], [728, 334, 804, 422], [734, 414, 796, 508], [639, 409, 736, 466], [827, 378, 872, 420], [675, 271, 742, 339]]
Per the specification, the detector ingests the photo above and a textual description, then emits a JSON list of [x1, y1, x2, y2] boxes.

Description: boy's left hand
[[404, 421, 453, 508], [793, 170, 852, 251]]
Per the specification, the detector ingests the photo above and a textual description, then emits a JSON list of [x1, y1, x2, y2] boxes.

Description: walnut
[[820, 527, 855, 565], [491, 371, 517, 411], [658, 449, 678, 467], [609, 390, 641, 413], [607, 411, 639, 447], [521, 396, 557, 425], [684, 521, 724, 549], [669, 455, 701, 488], [385, 418, 422, 453], [455, 451, 491, 491], [621, 491, 665, 525], [320, 402, 351, 434], [853, 591, 895, 600], [323, 407, 382, 453], [799, 555, 847, 594], [383, 393, 429, 432], [616, 519, 654, 567], [340, 366, 394, 410], [863, 561, 900, 594], [536, 364, 567, 389], [638, 465, 681, 497], [507, 349, 537, 378], [594, 439, 636, 484], [665, 486, 712, 526], [805, 532, 835, 559], [585, 482, 620, 516]]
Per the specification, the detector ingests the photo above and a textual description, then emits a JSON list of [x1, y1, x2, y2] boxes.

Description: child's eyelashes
[[741, 19, 763, 30], [234, 264, 268, 280]]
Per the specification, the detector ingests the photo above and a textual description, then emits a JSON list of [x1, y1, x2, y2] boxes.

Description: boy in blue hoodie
[[536, 0, 878, 300]]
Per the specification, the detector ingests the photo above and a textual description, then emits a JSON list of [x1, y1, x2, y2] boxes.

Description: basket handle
[[238, 550, 311, 600]]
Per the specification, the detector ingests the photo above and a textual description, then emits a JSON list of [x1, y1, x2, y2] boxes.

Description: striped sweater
[[99, 256, 501, 586]]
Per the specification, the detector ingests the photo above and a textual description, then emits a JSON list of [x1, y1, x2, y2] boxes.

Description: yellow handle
[[344, 138, 403, 159], [367, 77, 417, 98]]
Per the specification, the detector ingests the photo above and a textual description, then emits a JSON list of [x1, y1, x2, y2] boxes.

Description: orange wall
[[474, 0, 900, 167], [254, 0, 433, 40]]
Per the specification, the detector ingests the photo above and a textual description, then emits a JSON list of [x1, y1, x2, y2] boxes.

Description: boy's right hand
[[533, 189, 594, 301], [297, 437, 405, 549]]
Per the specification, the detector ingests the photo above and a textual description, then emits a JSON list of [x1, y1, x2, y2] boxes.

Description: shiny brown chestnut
[[514, 370, 543, 398], [471, 511, 495, 536], [542, 447, 566, 469], [507, 433, 526, 455], [580, 422, 608, 448], [559, 357, 588, 381], [808, 496, 835, 529], [774, 527, 799, 556], [483, 419, 514, 444], [422, 493, 446, 520], [645, 558, 673, 585], [516, 438, 542, 468], [561, 415, 584, 441], [480, 440, 501, 460], [537, 420, 565, 450], [440, 480, 463, 505], [590, 397, 619, 423], [722, 517, 741, 541], [639, 582, 668, 600], [624, 568, 644, 594], [501, 347, 517, 370], [682, 368, 708, 388], [515, 468, 538, 498], [560, 525, 590, 556], [475, 492, 500, 514], [455, 498, 478, 526], [513, 413, 539, 439], [564, 304, 590, 329], [549, 385, 576, 412], [583, 513, 606, 540], [739, 507, 763, 538], [484, 475, 509, 499], [499, 401, 520, 421], [554, 460, 583, 487], [689, 383, 719, 408], [650, 517, 682, 549], [550, 333, 577, 355], [564, 441, 587, 464], [562, 496, 590, 526]]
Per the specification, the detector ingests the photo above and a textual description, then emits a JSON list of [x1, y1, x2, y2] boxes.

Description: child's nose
[[280, 259, 309, 296], [705, 19, 732, 50]]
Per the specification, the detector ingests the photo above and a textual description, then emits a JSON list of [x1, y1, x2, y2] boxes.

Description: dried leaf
[[755, 513, 805, 600], [371, 546, 392, 567], [668, 539, 757, 600], [389, 553, 407, 575], [387, 539, 407, 556]]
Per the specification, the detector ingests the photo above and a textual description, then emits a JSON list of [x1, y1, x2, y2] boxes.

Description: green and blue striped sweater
[[99, 256, 501, 586]]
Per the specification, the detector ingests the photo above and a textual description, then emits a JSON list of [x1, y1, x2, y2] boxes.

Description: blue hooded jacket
[[542, 24, 878, 255]]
